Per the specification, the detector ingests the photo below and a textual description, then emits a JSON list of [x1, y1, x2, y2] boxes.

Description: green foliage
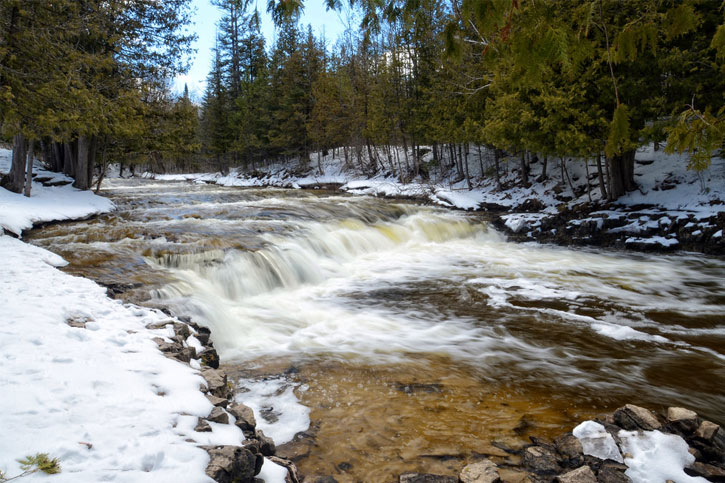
[[666, 107, 723, 172], [17, 454, 60, 475], [605, 104, 632, 158]]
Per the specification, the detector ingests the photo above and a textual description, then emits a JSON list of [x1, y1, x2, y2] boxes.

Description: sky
[[173, 0, 351, 99]]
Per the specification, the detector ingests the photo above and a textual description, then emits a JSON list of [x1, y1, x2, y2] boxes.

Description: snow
[[574, 421, 709, 483], [625, 236, 680, 247], [618, 430, 707, 483], [0, 149, 115, 237], [234, 377, 311, 445], [0, 147, 287, 481], [572, 421, 624, 463]]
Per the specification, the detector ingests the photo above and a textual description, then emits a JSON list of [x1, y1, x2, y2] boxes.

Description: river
[[27, 178, 725, 481]]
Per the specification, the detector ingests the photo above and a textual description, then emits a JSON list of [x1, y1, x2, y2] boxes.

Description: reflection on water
[[27, 178, 725, 481]]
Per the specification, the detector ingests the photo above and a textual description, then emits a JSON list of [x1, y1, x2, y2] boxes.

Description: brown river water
[[27, 178, 725, 481]]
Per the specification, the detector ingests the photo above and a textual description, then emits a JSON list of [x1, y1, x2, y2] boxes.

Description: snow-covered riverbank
[[146, 145, 725, 253], [0, 149, 287, 482]]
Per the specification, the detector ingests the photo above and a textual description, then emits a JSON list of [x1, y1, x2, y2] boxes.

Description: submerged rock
[[459, 459, 501, 483], [399, 473, 458, 483]]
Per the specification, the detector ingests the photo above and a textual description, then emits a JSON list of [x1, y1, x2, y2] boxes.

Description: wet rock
[[170, 346, 196, 363], [666, 407, 699, 435], [241, 440, 265, 475], [613, 404, 661, 431], [203, 445, 260, 483], [691, 420, 725, 465], [555, 465, 596, 483], [195, 419, 212, 432], [207, 395, 229, 408], [399, 473, 457, 483], [208, 406, 229, 424], [196, 326, 212, 345], [200, 348, 220, 369], [393, 382, 443, 394], [685, 461, 725, 481], [202, 368, 230, 399], [277, 433, 315, 462], [695, 420, 721, 441], [255, 429, 276, 456], [522, 446, 560, 475], [267, 456, 300, 483], [229, 403, 257, 432], [459, 459, 501, 483], [554, 433, 584, 469], [595, 462, 630, 483]]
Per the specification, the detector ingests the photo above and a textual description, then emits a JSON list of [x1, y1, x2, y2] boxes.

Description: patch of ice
[[573, 420, 623, 463]]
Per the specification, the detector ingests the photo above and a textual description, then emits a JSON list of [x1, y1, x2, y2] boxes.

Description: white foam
[[618, 429, 707, 483]]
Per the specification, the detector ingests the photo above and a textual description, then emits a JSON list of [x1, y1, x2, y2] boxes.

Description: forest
[[1, 0, 724, 201]]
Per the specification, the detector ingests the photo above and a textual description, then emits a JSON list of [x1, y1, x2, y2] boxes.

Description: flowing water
[[27, 178, 725, 481]]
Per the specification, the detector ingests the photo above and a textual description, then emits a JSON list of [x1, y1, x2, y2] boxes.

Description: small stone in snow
[[208, 406, 229, 424], [195, 419, 212, 432]]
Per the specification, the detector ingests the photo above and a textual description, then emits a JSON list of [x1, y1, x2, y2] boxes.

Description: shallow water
[[27, 178, 725, 481]]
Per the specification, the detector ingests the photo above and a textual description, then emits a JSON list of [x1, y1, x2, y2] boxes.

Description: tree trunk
[[52, 142, 64, 174], [584, 159, 592, 202], [539, 156, 548, 182], [596, 153, 607, 201], [464, 144, 472, 190], [73, 135, 91, 190], [520, 151, 529, 187], [24, 139, 34, 197], [1, 133, 27, 193], [607, 149, 636, 200], [64, 141, 76, 177], [493, 149, 501, 188]]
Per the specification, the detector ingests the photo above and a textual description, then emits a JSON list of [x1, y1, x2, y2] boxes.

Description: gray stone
[[686, 461, 725, 480], [202, 368, 229, 398], [302, 477, 337, 483], [266, 456, 300, 483], [255, 429, 276, 456], [208, 407, 229, 424], [399, 474, 457, 483], [174, 322, 191, 339], [203, 445, 259, 482], [613, 404, 661, 431], [522, 446, 560, 475], [555, 466, 597, 483], [207, 395, 229, 408], [555, 432, 584, 468], [200, 347, 220, 369], [597, 462, 631, 483], [195, 419, 212, 432], [229, 403, 257, 431], [459, 459, 501, 483]]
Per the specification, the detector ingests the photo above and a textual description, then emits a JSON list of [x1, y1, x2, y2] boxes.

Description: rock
[[695, 420, 721, 441], [207, 395, 229, 408], [170, 346, 196, 363], [596, 462, 631, 483], [203, 445, 260, 482], [196, 326, 212, 345], [666, 407, 699, 435], [556, 465, 597, 483], [277, 433, 315, 462], [613, 404, 661, 431], [399, 473, 458, 483], [241, 440, 265, 475], [522, 446, 560, 475], [266, 456, 300, 483], [555, 433, 584, 469], [200, 348, 220, 369], [202, 368, 229, 399], [157, 341, 183, 353], [255, 429, 276, 456], [459, 459, 501, 483], [208, 407, 229, 424], [685, 461, 725, 481], [195, 419, 212, 432], [229, 403, 257, 431], [174, 322, 191, 339], [147, 321, 173, 330]]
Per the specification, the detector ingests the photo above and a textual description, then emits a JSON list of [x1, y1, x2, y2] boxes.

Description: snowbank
[[0, 149, 114, 236]]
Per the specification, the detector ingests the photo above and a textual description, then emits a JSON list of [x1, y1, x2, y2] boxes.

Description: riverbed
[[27, 178, 725, 481]]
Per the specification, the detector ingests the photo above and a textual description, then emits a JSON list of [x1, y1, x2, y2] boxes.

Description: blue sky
[[173, 0, 351, 99]]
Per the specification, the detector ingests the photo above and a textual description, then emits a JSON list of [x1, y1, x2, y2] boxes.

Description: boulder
[[459, 459, 501, 483], [196, 326, 212, 345], [613, 404, 661, 431], [203, 445, 260, 483], [207, 395, 229, 408], [200, 348, 220, 369], [241, 440, 265, 475], [267, 456, 300, 483], [555, 433, 584, 469], [202, 368, 229, 399], [685, 461, 725, 481], [556, 465, 597, 483], [666, 407, 699, 435], [522, 446, 560, 475], [195, 419, 212, 432], [596, 462, 631, 483], [399, 474, 457, 483], [255, 429, 276, 456], [229, 403, 257, 432], [173, 322, 191, 339], [208, 406, 229, 424], [695, 420, 721, 442]]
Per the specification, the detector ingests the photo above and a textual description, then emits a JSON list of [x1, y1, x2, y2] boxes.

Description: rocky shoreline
[[144, 315, 301, 483]]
